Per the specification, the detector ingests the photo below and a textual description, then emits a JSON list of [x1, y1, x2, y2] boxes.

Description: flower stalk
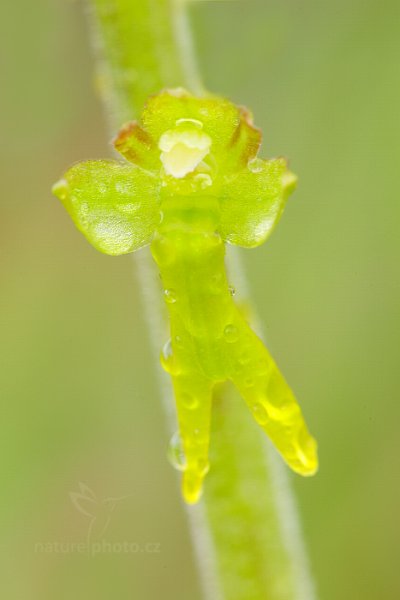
[[79, 0, 318, 598]]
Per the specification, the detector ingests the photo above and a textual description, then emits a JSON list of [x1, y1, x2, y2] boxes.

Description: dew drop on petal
[[238, 352, 251, 366], [181, 393, 199, 410], [160, 339, 180, 375], [248, 158, 264, 173], [193, 173, 212, 189], [252, 402, 269, 425], [224, 324, 239, 343], [197, 458, 210, 477], [193, 427, 206, 444], [52, 179, 68, 201], [115, 181, 130, 194], [164, 288, 177, 304], [209, 274, 223, 295], [167, 431, 186, 471], [256, 359, 270, 376], [174, 335, 184, 349]]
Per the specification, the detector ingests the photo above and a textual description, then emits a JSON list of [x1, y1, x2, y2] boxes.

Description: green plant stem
[[86, 1, 317, 598]]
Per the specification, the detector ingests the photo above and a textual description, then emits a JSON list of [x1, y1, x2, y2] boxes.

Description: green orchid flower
[[53, 88, 317, 504]]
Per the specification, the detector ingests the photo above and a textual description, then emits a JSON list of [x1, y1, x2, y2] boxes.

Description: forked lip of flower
[[158, 123, 212, 179]]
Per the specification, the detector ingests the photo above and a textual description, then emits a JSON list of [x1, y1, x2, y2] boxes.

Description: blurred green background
[[1, 0, 399, 598]]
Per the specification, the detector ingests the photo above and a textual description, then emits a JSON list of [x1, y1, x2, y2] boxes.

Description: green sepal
[[113, 121, 159, 171], [219, 158, 297, 248], [221, 106, 261, 174], [141, 88, 241, 158], [52, 160, 161, 255]]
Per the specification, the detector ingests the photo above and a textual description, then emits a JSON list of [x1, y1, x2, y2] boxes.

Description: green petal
[[52, 160, 160, 255], [141, 88, 240, 155], [219, 158, 296, 248], [222, 106, 261, 173], [113, 121, 159, 171]]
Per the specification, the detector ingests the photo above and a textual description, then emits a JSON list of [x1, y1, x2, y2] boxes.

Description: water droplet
[[224, 324, 239, 343], [297, 424, 311, 448], [233, 362, 242, 375], [181, 393, 199, 410], [296, 426, 318, 473], [228, 285, 236, 297], [167, 431, 186, 471], [238, 352, 251, 366], [252, 403, 269, 425], [193, 428, 205, 443], [151, 236, 176, 267], [197, 458, 210, 477], [116, 202, 138, 214], [115, 181, 130, 194], [174, 335, 184, 348], [280, 400, 299, 420], [265, 399, 299, 422], [193, 173, 212, 189], [160, 339, 180, 375], [52, 180, 68, 201], [283, 423, 295, 436], [183, 476, 202, 504], [248, 158, 264, 173], [256, 359, 269, 375], [177, 117, 203, 128], [164, 289, 177, 304], [209, 274, 223, 295]]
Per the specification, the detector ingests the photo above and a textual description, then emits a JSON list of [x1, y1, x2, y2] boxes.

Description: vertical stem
[[87, 0, 203, 129], [85, 1, 317, 598]]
